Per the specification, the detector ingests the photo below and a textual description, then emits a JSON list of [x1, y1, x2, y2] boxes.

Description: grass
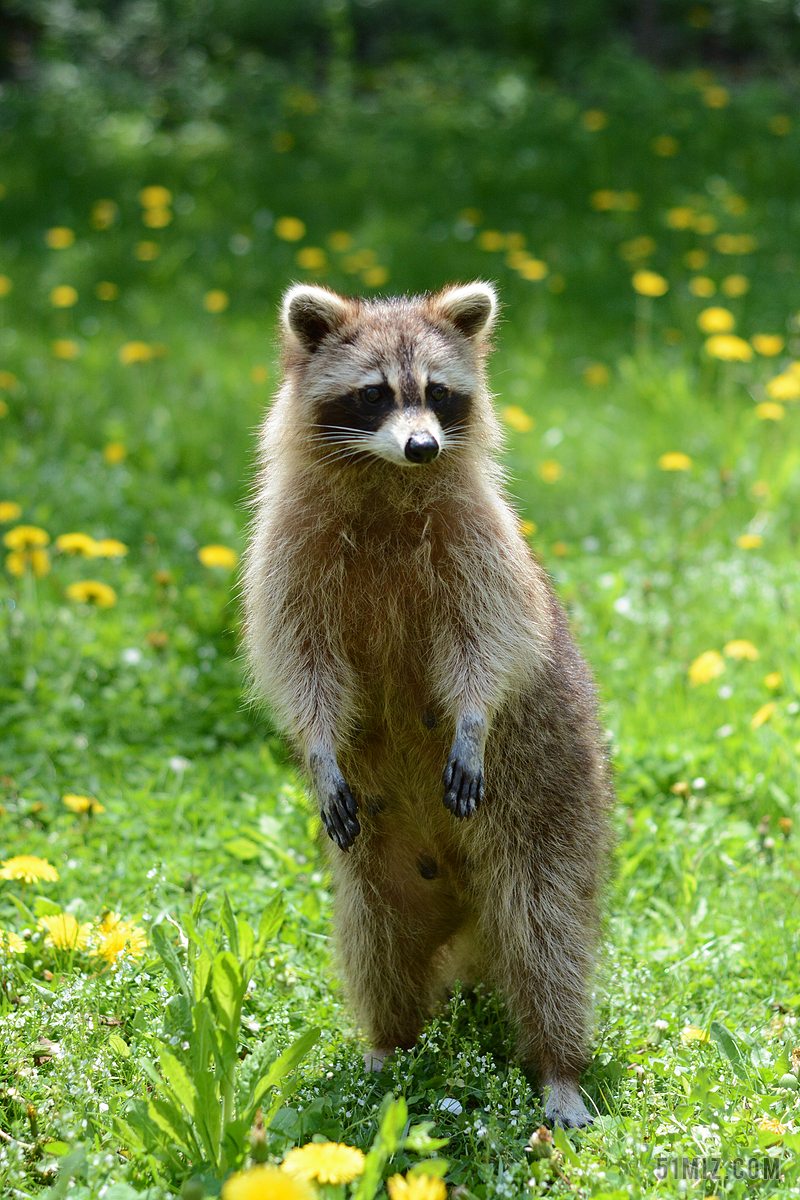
[[1, 45, 800, 1199]]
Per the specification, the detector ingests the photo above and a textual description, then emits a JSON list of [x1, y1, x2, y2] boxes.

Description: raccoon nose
[[404, 433, 440, 463]]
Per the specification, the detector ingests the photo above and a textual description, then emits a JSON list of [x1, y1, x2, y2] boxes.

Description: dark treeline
[[1, 0, 800, 86]]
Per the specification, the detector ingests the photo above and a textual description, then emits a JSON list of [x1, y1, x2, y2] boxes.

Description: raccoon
[[243, 282, 612, 1129]]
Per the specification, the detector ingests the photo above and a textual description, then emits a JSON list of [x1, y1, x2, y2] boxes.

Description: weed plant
[[0, 44, 799, 1200]]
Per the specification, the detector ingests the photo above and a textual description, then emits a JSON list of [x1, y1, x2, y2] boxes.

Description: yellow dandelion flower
[[96, 281, 119, 301], [39, 913, 91, 951], [4, 525, 49, 550], [721, 234, 757, 255], [343, 249, 376, 272], [721, 273, 749, 297], [632, 270, 668, 297], [765, 373, 800, 401], [91, 200, 118, 230], [769, 114, 792, 135], [724, 640, 759, 661], [755, 402, 785, 421], [519, 519, 537, 536], [680, 1025, 710, 1044], [652, 134, 678, 156], [581, 109, 607, 131], [362, 266, 389, 288], [62, 794, 105, 814], [751, 335, 784, 357], [387, 1173, 447, 1200], [204, 290, 229, 313], [583, 362, 610, 386], [705, 334, 752, 361], [328, 231, 353, 252], [685, 248, 709, 270], [751, 701, 777, 729], [758, 1116, 787, 1137], [0, 929, 25, 954], [223, 1165, 314, 1200], [692, 213, 718, 235], [143, 207, 172, 228], [689, 276, 716, 297], [764, 672, 782, 689], [0, 370, 17, 388], [198, 544, 238, 569], [619, 236, 656, 262], [93, 920, 147, 963], [56, 533, 98, 556], [65, 580, 117, 607], [103, 442, 127, 464], [0, 855, 59, 882], [0, 502, 22, 522], [666, 206, 695, 229], [5, 548, 50, 577], [275, 217, 306, 242], [790, 361, 800, 378], [0, 275, 12, 295], [282, 1141, 366, 1184], [702, 85, 730, 108], [250, 365, 269, 384], [52, 339, 80, 359], [697, 307, 735, 334], [539, 460, 562, 483], [501, 406, 534, 433], [92, 539, 128, 558], [658, 452, 692, 471], [688, 650, 725, 686], [135, 241, 160, 261], [139, 186, 172, 209], [296, 247, 327, 271], [737, 533, 763, 549], [517, 258, 548, 281], [119, 342, 153, 364], [46, 227, 75, 249], [50, 285, 78, 308]]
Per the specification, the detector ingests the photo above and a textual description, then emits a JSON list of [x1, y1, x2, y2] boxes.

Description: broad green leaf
[[246, 1027, 320, 1121], [404, 1122, 449, 1152], [255, 895, 285, 954], [193, 947, 213, 1004], [709, 1020, 750, 1083], [552, 1125, 580, 1165], [223, 837, 261, 861], [236, 915, 255, 962], [211, 951, 244, 1033], [147, 1096, 194, 1157], [220, 893, 239, 956], [378, 1093, 408, 1155], [159, 1047, 199, 1120], [192, 999, 224, 1072], [150, 923, 191, 1003], [108, 1033, 130, 1058], [407, 1159, 449, 1178]]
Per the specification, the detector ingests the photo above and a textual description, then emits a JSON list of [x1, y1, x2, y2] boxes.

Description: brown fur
[[243, 282, 613, 1128]]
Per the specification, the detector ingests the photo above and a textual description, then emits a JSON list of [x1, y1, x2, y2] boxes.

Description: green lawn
[[1, 49, 800, 1199]]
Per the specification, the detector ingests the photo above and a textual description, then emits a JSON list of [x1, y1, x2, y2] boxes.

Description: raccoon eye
[[361, 385, 383, 404], [429, 384, 448, 402]]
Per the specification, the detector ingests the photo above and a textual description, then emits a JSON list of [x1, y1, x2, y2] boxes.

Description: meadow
[[1, 44, 800, 1199]]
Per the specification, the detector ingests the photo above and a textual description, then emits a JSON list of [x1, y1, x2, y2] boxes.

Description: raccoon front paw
[[543, 1079, 594, 1130], [310, 752, 361, 851], [319, 781, 360, 851], [442, 750, 484, 819]]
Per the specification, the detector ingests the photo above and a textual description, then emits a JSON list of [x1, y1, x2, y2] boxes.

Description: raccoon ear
[[282, 285, 351, 351], [432, 282, 497, 341]]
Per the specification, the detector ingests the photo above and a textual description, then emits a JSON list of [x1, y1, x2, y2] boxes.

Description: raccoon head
[[281, 282, 498, 468]]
